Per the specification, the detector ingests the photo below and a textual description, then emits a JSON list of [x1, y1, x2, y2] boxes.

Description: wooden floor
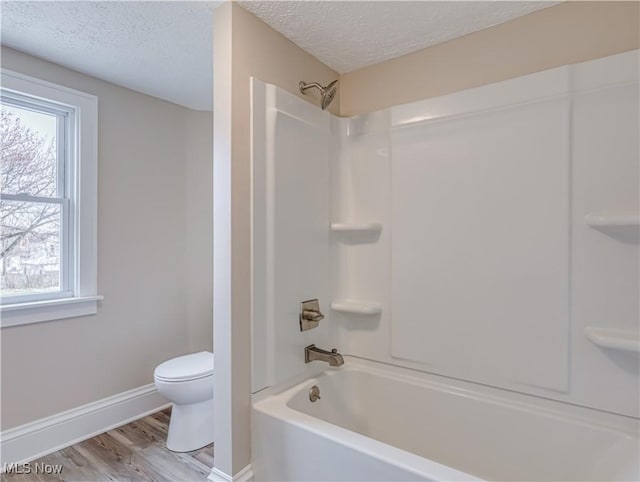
[[1, 409, 214, 482]]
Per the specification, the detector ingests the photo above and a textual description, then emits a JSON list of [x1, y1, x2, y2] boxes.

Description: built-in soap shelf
[[330, 222, 382, 234], [585, 327, 640, 353], [331, 299, 382, 315], [585, 212, 639, 229]]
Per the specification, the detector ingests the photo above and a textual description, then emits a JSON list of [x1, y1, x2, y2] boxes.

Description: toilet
[[154, 351, 214, 452]]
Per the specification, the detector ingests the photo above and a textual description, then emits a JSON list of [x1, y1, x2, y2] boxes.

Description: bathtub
[[252, 357, 639, 481]]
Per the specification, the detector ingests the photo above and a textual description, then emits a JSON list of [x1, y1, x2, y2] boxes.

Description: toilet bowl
[[154, 351, 214, 452]]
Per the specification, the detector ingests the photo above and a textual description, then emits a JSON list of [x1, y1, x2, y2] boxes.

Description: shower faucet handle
[[300, 299, 324, 331], [303, 310, 324, 322]]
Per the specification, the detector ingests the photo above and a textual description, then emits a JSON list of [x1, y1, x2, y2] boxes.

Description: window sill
[[0, 295, 104, 328]]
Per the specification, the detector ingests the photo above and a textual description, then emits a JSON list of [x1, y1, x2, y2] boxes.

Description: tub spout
[[305, 345, 344, 367]]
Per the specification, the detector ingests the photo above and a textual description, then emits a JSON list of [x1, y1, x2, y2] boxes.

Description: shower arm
[[299, 81, 324, 94]]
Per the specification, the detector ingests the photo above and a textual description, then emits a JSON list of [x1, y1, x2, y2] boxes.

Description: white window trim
[[1, 69, 102, 327]]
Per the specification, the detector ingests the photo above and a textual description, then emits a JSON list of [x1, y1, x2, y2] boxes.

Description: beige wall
[[212, 3, 339, 477], [0, 46, 213, 430], [340, 1, 640, 116]]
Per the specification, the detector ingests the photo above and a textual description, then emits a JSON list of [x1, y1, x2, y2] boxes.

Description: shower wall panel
[[390, 76, 571, 392], [251, 79, 334, 392], [252, 51, 639, 417], [334, 51, 639, 417]]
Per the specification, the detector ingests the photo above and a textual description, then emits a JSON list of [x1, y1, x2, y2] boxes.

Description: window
[[2, 95, 71, 301], [1, 70, 100, 327]]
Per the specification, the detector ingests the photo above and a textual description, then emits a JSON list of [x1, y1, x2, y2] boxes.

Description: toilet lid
[[154, 351, 214, 382]]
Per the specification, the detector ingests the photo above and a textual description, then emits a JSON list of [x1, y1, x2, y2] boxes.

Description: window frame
[[1, 69, 101, 327], [1, 94, 73, 303]]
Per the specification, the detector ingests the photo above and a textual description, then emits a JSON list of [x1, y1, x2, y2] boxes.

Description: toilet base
[[166, 399, 214, 452]]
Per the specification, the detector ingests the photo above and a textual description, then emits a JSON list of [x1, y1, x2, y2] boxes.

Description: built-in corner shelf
[[331, 300, 382, 315], [585, 327, 640, 353], [585, 212, 640, 229], [330, 222, 382, 234]]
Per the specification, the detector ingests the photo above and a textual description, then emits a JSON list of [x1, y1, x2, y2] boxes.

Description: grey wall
[[0, 46, 213, 430], [185, 111, 214, 353]]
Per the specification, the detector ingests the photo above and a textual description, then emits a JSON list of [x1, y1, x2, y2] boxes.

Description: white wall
[[0, 46, 213, 430]]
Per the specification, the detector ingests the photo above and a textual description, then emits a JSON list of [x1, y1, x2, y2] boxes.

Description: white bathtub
[[252, 357, 639, 481]]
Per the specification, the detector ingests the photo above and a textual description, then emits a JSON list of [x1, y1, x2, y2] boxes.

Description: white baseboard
[[208, 464, 254, 482], [0, 383, 170, 467]]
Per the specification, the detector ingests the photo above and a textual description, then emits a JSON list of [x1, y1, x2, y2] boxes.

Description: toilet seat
[[154, 351, 214, 382]]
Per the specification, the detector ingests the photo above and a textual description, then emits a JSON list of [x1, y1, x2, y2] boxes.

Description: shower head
[[299, 79, 338, 110], [321, 80, 338, 110]]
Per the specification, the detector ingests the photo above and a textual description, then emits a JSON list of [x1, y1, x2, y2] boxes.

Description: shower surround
[[250, 50, 639, 480]]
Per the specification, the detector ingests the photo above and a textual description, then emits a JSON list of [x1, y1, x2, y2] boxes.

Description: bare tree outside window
[[1, 105, 62, 297]]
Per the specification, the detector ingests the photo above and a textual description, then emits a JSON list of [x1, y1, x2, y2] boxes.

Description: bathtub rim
[[253, 356, 638, 482], [257, 356, 639, 437]]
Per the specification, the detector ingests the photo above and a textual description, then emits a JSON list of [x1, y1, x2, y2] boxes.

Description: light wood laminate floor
[[1, 409, 213, 482]]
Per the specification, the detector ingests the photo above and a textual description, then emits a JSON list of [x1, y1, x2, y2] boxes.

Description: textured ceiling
[[1, 1, 219, 111], [1, 1, 558, 111], [240, 1, 559, 74]]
